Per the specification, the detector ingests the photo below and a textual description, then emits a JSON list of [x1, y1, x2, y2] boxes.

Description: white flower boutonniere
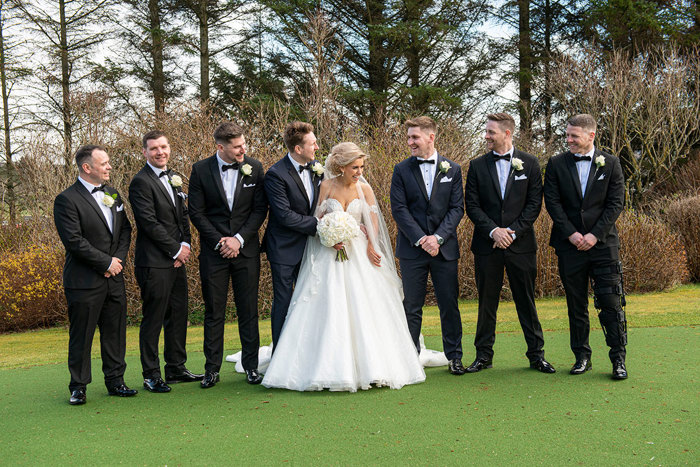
[[169, 174, 183, 187], [439, 161, 451, 174], [240, 163, 253, 176], [102, 192, 117, 208], [312, 162, 324, 177], [595, 155, 605, 168], [511, 157, 524, 171]]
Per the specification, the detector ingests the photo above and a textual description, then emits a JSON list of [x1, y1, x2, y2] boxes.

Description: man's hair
[[75, 145, 106, 171], [213, 122, 245, 145], [486, 112, 515, 134], [567, 114, 597, 132], [283, 121, 314, 152], [404, 116, 437, 134], [142, 130, 168, 148]]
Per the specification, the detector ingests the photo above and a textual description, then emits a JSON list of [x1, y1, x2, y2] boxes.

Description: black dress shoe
[[530, 358, 556, 374], [246, 369, 263, 385], [569, 358, 592, 375], [612, 359, 628, 380], [448, 359, 466, 375], [466, 357, 493, 373], [107, 384, 138, 397], [165, 368, 205, 384], [200, 371, 220, 389], [143, 377, 171, 393], [69, 389, 86, 405]]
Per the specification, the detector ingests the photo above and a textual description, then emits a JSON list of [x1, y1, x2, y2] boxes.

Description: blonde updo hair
[[324, 142, 369, 176]]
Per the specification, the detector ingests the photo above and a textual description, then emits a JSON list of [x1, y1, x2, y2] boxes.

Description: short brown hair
[[214, 122, 245, 145], [567, 114, 597, 132], [75, 145, 107, 171], [404, 116, 437, 134], [142, 130, 168, 148], [283, 121, 314, 152], [486, 113, 515, 134]]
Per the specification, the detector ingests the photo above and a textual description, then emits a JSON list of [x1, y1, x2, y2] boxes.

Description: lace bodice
[[320, 198, 366, 223]]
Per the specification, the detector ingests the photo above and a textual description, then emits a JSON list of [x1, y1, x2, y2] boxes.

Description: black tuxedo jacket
[[390, 154, 464, 261], [543, 149, 625, 252], [465, 149, 542, 254], [188, 154, 267, 258], [54, 181, 132, 289], [128, 165, 191, 268], [263, 156, 322, 266]]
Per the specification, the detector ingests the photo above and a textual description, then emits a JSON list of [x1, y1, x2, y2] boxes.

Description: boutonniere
[[169, 174, 183, 187], [311, 162, 324, 177], [102, 191, 118, 208], [439, 161, 451, 174], [240, 163, 253, 176], [511, 157, 524, 171], [595, 155, 605, 168]]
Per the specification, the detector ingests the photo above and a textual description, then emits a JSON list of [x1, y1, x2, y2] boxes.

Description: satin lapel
[[565, 152, 584, 200], [208, 155, 230, 210], [231, 169, 244, 212], [503, 151, 517, 201], [583, 151, 600, 202], [409, 158, 430, 201], [429, 154, 443, 201], [145, 166, 177, 216], [75, 182, 111, 232], [110, 191, 119, 242], [286, 159, 311, 209], [486, 152, 503, 201], [311, 172, 323, 212]]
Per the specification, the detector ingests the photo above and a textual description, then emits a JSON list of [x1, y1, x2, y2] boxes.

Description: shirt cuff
[[414, 235, 426, 247], [235, 233, 245, 247], [489, 228, 497, 239], [172, 246, 183, 260]]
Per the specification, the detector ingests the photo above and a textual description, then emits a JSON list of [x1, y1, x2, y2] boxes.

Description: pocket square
[[440, 177, 452, 183], [177, 191, 188, 200], [116, 205, 124, 212], [243, 183, 256, 188], [597, 174, 605, 180], [514, 174, 527, 181]]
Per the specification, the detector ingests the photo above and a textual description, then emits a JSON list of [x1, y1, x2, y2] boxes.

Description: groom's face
[[407, 126, 434, 158], [295, 132, 318, 163]]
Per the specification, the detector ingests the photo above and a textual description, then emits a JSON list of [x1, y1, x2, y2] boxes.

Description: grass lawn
[[1, 285, 698, 465]]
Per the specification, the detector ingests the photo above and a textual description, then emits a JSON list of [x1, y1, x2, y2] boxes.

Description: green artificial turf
[[1, 326, 698, 465]]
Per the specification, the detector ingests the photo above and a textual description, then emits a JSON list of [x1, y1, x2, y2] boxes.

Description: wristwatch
[[434, 234, 444, 245]]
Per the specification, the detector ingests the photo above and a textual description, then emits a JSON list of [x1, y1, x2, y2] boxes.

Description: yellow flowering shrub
[[0, 244, 66, 332]]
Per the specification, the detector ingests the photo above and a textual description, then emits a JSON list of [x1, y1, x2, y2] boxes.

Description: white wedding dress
[[260, 198, 426, 392]]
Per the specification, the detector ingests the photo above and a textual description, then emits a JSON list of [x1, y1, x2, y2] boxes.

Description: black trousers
[[136, 265, 189, 378], [269, 261, 301, 349], [473, 250, 545, 362], [557, 246, 626, 362], [399, 255, 462, 360], [65, 279, 127, 392], [200, 253, 260, 372]]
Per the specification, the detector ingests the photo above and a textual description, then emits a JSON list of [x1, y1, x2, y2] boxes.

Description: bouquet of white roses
[[317, 211, 361, 261]]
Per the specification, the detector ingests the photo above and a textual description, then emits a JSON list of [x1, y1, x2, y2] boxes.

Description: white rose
[[312, 162, 324, 177], [439, 161, 451, 174], [241, 163, 253, 176], [511, 157, 524, 171], [102, 194, 115, 208], [595, 155, 605, 168], [169, 174, 183, 187]]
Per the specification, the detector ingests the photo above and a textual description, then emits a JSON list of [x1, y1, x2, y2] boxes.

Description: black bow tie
[[493, 153, 511, 162], [573, 154, 592, 162], [91, 184, 106, 194], [415, 158, 435, 165], [299, 162, 315, 173], [158, 169, 170, 178], [222, 162, 240, 172]]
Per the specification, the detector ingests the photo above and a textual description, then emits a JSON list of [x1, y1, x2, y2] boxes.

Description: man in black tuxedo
[[543, 114, 627, 379], [464, 113, 554, 374], [54, 145, 136, 405], [263, 121, 323, 349], [390, 116, 466, 375], [128, 130, 203, 393], [189, 122, 268, 387]]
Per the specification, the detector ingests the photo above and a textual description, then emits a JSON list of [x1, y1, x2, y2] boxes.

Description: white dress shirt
[[418, 151, 438, 199], [575, 147, 595, 197], [216, 152, 245, 247], [78, 176, 113, 233], [287, 153, 314, 208], [146, 162, 189, 259], [490, 147, 516, 240]]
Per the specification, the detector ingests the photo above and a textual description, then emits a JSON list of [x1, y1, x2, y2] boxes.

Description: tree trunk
[[366, 0, 388, 125], [518, 0, 532, 137], [198, 0, 209, 103], [543, 0, 552, 142], [149, 0, 166, 113], [59, 0, 72, 169], [0, 13, 16, 225]]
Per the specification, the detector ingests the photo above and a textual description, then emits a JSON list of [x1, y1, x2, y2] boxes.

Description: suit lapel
[[428, 154, 444, 201], [208, 154, 230, 210], [486, 152, 504, 201], [285, 157, 311, 209], [583, 150, 601, 201], [565, 152, 584, 200], [145, 166, 177, 216], [231, 163, 245, 212], [409, 157, 430, 201], [75, 182, 111, 233], [503, 150, 518, 201], [109, 191, 119, 242], [311, 172, 323, 212]]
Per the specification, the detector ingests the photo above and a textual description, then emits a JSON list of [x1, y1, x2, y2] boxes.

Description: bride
[[261, 142, 426, 392]]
